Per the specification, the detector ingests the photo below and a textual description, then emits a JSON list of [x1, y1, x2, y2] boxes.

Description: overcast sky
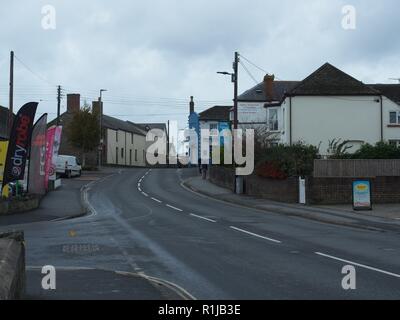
[[0, 0, 399, 129]]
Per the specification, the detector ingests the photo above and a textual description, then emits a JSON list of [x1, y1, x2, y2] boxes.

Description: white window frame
[[267, 108, 279, 132], [389, 140, 400, 147], [389, 111, 400, 125]]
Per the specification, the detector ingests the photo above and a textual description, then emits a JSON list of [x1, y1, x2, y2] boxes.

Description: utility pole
[[8, 51, 14, 136], [56, 85, 61, 126], [233, 51, 240, 193], [233, 51, 239, 130], [98, 89, 107, 169], [167, 120, 170, 166]]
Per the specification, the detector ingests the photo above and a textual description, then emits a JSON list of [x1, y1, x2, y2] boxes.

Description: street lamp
[[217, 52, 241, 193], [98, 89, 107, 169]]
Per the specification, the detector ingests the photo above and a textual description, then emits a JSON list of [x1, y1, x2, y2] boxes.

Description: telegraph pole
[[56, 85, 61, 125], [233, 51, 239, 130], [8, 51, 14, 136], [233, 51, 240, 193], [98, 89, 107, 169], [167, 120, 170, 166]]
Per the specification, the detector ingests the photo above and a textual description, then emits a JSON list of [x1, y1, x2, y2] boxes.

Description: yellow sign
[[356, 184, 368, 191], [0, 141, 9, 197]]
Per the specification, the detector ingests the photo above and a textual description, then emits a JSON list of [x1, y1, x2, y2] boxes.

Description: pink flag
[[45, 126, 56, 189]]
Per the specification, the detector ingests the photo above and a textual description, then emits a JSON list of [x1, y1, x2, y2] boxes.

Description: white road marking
[[315, 252, 400, 278], [230, 226, 282, 244], [142, 192, 149, 197], [138, 187, 142, 192], [151, 197, 162, 203], [166, 204, 183, 212], [190, 213, 216, 223]]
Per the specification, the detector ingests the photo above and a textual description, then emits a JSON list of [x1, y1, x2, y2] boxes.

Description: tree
[[66, 102, 100, 167]]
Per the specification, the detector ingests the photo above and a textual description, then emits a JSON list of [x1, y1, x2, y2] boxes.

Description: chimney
[[92, 100, 101, 115], [189, 96, 194, 114], [264, 74, 275, 102], [67, 94, 80, 113]]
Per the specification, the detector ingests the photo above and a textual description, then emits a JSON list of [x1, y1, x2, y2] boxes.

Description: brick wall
[[209, 166, 299, 203], [307, 176, 400, 204], [245, 175, 299, 203], [209, 166, 235, 191]]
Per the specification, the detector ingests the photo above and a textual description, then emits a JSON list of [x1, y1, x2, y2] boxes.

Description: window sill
[[387, 125, 400, 128]]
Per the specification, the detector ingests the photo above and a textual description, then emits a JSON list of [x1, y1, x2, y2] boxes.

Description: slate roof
[[199, 106, 232, 121], [102, 115, 147, 136], [368, 84, 400, 105], [238, 81, 299, 102], [136, 123, 167, 132], [288, 63, 379, 96]]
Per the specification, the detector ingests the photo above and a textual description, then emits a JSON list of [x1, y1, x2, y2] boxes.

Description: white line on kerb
[[230, 226, 282, 244], [142, 192, 149, 197], [166, 204, 183, 212], [190, 214, 216, 223], [315, 252, 400, 278], [151, 197, 162, 203]]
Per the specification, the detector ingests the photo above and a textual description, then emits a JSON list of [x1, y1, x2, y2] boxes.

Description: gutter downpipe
[[380, 95, 384, 142], [289, 96, 293, 146]]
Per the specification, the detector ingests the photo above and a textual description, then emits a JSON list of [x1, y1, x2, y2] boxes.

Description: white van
[[56, 155, 82, 178]]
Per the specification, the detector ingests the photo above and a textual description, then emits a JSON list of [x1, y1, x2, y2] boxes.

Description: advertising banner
[[45, 126, 56, 189], [2, 102, 38, 190], [28, 114, 47, 195], [0, 141, 8, 185], [50, 126, 62, 181], [353, 180, 372, 211]]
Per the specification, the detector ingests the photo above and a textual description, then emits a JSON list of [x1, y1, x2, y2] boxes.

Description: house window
[[135, 150, 138, 162], [389, 140, 400, 147], [121, 148, 124, 159], [116, 147, 119, 164], [131, 133, 134, 144], [129, 149, 132, 165], [116, 131, 118, 142], [210, 123, 218, 130], [267, 108, 279, 131], [389, 111, 400, 125]]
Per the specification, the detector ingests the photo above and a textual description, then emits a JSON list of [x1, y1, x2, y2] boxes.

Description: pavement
[[183, 174, 400, 233], [0, 167, 399, 299], [0, 168, 189, 300]]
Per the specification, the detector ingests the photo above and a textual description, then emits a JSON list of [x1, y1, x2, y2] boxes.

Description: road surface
[[1, 168, 399, 299]]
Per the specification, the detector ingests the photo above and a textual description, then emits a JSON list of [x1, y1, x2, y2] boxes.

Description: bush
[[256, 142, 320, 179], [351, 142, 400, 159]]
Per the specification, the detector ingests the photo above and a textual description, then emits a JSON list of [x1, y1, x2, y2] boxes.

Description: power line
[[240, 54, 282, 81], [14, 54, 56, 87], [239, 60, 259, 85]]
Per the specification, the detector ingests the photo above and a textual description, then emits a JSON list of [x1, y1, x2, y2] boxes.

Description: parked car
[[56, 155, 82, 178]]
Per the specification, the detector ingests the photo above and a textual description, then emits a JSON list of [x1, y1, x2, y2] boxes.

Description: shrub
[[256, 142, 320, 179], [351, 142, 400, 159]]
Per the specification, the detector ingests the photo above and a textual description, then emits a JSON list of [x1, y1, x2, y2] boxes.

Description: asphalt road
[[1, 167, 400, 299]]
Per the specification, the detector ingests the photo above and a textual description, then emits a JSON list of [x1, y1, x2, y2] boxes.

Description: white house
[[237, 63, 400, 154], [102, 115, 148, 167]]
